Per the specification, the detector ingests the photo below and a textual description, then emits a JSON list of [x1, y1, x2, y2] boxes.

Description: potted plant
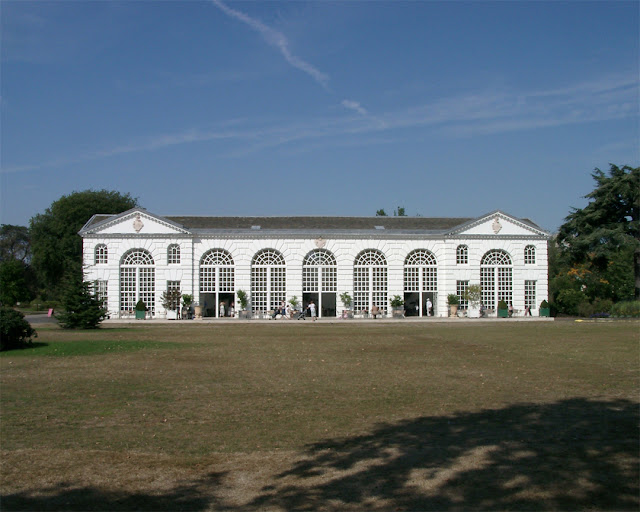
[[180, 294, 192, 319], [497, 299, 509, 318], [539, 300, 550, 317], [340, 292, 353, 319], [464, 284, 482, 318], [288, 295, 300, 318], [237, 290, 250, 319], [390, 295, 404, 318], [161, 289, 181, 320], [447, 294, 460, 317], [135, 299, 147, 320]]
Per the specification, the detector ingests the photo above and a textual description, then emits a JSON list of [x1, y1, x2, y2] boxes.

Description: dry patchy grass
[[1, 321, 638, 510]]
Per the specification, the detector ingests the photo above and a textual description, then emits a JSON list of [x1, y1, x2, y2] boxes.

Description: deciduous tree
[[30, 190, 138, 296]]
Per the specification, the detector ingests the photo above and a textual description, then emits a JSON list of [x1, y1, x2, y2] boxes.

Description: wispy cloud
[[341, 99, 368, 116], [210, 0, 329, 89], [3, 74, 636, 174]]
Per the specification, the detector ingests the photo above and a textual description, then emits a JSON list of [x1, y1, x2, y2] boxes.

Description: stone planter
[[135, 310, 146, 320], [392, 308, 404, 318], [166, 310, 178, 320], [498, 309, 509, 318], [539, 307, 550, 317], [449, 304, 458, 317], [467, 305, 480, 318], [194, 305, 203, 319], [239, 310, 251, 319]]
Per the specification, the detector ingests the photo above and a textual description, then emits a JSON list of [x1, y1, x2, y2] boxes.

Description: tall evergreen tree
[[557, 164, 639, 300], [57, 271, 107, 329]]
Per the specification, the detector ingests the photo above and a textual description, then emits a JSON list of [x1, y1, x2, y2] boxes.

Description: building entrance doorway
[[423, 292, 436, 317], [302, 292, 336, 318], [199, 292, 236, 317], [404, 292, 420, 317]]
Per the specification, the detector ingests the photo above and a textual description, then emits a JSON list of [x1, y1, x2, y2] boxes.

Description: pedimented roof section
[[79, 209, 549, 238], [448, 211, 550, 238], [79, 208, 191, 236]]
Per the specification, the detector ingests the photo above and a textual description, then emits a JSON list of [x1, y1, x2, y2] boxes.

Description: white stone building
[[79, 208, 550, 319]]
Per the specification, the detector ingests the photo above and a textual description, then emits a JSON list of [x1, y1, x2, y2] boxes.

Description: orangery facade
[[79, 208, 551, 319]]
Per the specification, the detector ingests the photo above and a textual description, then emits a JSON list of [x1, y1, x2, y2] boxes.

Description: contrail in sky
[[211, 0, 330, 89]]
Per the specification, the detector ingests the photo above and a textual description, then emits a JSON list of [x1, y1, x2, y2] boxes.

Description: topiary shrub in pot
[[539, 300, 550, 317], [497, 299, 509, 318], [135, 299, 147, 320], [447, 294, 460, 317]]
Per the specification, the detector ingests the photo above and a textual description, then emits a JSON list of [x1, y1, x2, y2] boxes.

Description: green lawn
[[1, 321, 638, 511]]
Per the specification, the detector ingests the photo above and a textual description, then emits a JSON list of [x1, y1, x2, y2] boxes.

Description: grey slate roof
[[79, 209, 548, 236], [164, 216, 474, 231]]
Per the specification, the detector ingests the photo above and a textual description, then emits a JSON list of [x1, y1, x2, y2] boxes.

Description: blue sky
[[1, 1, 638, 233]]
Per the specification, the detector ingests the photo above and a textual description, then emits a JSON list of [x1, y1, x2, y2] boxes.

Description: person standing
[[426, 297, 433, 317], [219, 302, 225, 318], [308, 300, 317, 322]]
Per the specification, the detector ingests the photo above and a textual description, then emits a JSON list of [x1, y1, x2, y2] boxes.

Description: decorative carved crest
[[492, 217, 502, 234], [315, 238, 326, 249], [133, 214, 144, 233]]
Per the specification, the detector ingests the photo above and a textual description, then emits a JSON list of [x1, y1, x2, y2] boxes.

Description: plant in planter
[[161, 289, 182, 320], [237, 290, 250, 318], [447, 294, 460, 317], [497, 299, 509, 318], [340, 292, 353, 318], [464, 284, 482, 318], [539, 300, 550, 317], [288, 295, 300, 317], [135, 299, 147, 320], [181, 294, 193, 319], [390, 295, 404, 318]]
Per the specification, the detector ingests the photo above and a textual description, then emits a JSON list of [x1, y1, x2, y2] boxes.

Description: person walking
[[308, 300, 317, 322]]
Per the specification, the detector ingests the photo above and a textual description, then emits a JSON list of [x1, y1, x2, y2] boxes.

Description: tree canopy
[[553, 164, 639, 308], [30, 190, 138, 296], [0, 224, 31, 263]]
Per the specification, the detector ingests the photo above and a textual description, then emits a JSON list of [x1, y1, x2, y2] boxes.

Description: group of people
[[271, 300, 317, 321], [218, 302, 235, 318]]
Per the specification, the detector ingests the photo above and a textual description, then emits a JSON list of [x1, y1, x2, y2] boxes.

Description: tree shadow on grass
[[1, 471, 228, 511], [2, 399, 637, 511], [252, 398, 639, 511]]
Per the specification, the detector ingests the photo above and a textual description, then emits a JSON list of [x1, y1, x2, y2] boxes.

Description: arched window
[[200, 249, 234, 292], [168, 244, 181, 264], [480, 250, 512, 309], [303, 249, 337, 318], [303, 249, 337, 292], [200, 249, 235, 317], [404, 249, 438, 316], [95, 244, 108, 265], [353, 249, 387, 313], [456, 245, 468, 265], [120, 249, 155, 314], [524, 245, 536, 264], [251, 249, 286, 313]]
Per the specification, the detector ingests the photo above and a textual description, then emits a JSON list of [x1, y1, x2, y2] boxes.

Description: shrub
[[577, 301, 595, 318], [555, 289, 584, 316], [0, 307, 36, 351], [498, 300, 508, 310], [135, 300, 147, 311], [447, 294, 460, 306], [236, 290, 248, 310], [611, 301, 640, 318], [390, 295, 404, 307]]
